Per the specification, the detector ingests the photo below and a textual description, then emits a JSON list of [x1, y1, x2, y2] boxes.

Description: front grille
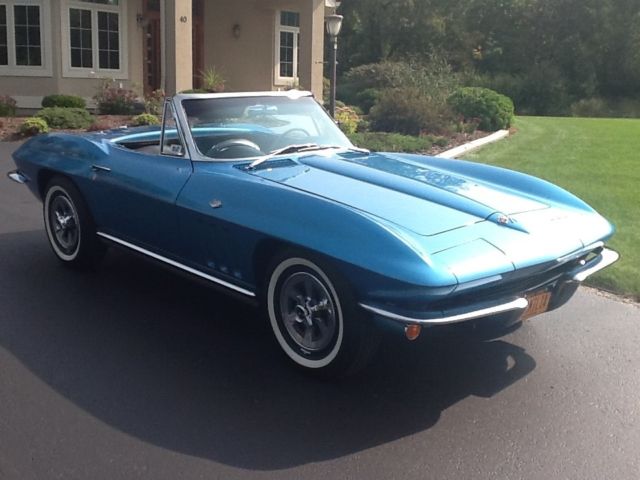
[[410, 247, 600, 313]]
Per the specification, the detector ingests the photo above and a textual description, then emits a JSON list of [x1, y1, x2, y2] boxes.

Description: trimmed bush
[[36, 107, 93, 129], [335, 105, 360, 135], [131, 113, 160, 126], [94, 79, 138, 114], [0, 95, 17, 116], [369, 87, 454, 135], [180, 88, 208, 94], [19, 117, 49, 136], [42, 94, 86, 109], [348, 132, 433, 153], [448, 87, 514, 131]]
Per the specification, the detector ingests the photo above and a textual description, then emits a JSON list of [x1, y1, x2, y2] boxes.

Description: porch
[[0, 0, 326, 108]]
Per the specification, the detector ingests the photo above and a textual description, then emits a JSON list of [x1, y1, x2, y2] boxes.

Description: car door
[[86, 101, 192, 255]]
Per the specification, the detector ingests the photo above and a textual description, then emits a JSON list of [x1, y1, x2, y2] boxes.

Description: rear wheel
[[265, 252, 379, 377], [43, 176, 104, 269]]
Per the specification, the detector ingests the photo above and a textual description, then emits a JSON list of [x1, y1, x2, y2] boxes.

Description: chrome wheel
[[49, 194, 80, 255], [267, 256, 344, 369], [43, 177, 105, 269], [44, 185, 82, 261], [279, 272, 337, 352]]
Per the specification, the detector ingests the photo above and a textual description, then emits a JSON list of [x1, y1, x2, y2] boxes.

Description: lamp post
[[325, 14, 343, 118]]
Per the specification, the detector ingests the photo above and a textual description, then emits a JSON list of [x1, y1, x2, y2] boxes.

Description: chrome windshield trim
[[570, 247, 619, 282], [359, 297, 529, 326], [96, 232, 255, 297], [7, 170, 29, 184]]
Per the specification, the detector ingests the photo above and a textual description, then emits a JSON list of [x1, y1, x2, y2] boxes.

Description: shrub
[[36, 107, 93, 129], [448, 87, 514, 131], [335, 105, 360, 135], [0, 95, 17, 116], [94, 79, 138, 114], [570, 97, 640, 118], [130, 113, 160, 126], [19, 117, 49, 136], [369, 87, 454, 135], [42, 94, 86, 109], [180, 88, 208, 94], [144, 89, 165, 115], [340, 55, 460, 115], [354, 88, 381, 114], [348, 132, 433, 153], [199, 66, 225, 92]]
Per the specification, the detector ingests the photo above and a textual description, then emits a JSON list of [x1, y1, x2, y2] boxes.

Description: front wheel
[[265, 253, 379, 377], [43, 176, 104, 269]]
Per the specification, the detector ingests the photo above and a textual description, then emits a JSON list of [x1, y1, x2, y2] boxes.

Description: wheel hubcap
[[49, 194, 79, 254], [279, 272, 336, 351]]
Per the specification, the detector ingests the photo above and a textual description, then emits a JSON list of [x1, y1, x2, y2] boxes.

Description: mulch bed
[[424, 130, 491, 156], [0, 115, 133, 141]]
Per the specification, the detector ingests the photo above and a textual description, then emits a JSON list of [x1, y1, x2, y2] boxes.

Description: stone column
[[164, 0, 193, 94], [298, 0, 325, 100]]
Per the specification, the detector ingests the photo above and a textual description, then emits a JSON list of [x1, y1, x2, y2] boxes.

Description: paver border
[[436, 129, 509, 159]]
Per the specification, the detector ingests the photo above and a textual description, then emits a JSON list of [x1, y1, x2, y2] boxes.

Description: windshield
[[181, 95, 354, 159]]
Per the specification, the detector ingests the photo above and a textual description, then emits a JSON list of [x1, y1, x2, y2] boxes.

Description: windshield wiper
[[314, 145, 370, 154], [246, 144, 319, 170], [245, 143, 369, 170]]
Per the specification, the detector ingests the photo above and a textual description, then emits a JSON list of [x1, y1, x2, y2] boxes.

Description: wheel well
[[252, 239, 349, 298], [37, 168, 60, 199], [252, 238, 292, 292]]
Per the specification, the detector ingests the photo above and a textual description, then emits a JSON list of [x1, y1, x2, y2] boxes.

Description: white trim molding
[[60, 0, 128, 79], [0, 0, 53, 77]]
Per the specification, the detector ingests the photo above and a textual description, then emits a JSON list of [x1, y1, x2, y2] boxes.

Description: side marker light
[[404, 324, 421, 341]]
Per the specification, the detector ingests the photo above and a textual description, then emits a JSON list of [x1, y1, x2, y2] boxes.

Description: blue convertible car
[[8, 91, 618, 376]]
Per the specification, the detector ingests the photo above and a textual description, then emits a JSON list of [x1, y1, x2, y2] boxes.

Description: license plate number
[[521, 291, 552, 321]]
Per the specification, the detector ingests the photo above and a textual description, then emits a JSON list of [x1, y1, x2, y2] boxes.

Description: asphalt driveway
[[1, 140, 639, 479]]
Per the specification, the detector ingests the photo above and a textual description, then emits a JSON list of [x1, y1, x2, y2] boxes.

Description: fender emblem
[[497, 214, 511, 225]]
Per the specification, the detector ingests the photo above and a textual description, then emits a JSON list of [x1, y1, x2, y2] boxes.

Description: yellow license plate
[[521, 291, 552, 321]]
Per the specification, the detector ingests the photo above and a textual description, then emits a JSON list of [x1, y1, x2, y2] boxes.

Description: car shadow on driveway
[[0, 230, 537, 470]]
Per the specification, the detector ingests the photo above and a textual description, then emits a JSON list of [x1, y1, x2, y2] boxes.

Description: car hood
[[249, 150, 549, 236]]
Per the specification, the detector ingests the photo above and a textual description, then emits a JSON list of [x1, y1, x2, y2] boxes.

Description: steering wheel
[[281, 128, 311, 139], [206, 139, 263, 158]]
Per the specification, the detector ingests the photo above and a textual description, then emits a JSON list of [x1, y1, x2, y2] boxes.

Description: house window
[[13, 4, 41, 65], [69, 8, 92, 67], [62, 0, 126, 77], [276, 10, 300, 83], [0, 0, 51, 75], [0, 5, 7, 65]]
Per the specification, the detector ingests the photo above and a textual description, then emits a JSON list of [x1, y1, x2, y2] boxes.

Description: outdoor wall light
[[136, 13, 149, 28]]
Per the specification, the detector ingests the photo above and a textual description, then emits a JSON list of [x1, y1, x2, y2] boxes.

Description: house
[[0, 0, 336, 109]]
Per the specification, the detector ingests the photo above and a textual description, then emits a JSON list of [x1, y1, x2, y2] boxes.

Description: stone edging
[[436, 129, 510, 159]]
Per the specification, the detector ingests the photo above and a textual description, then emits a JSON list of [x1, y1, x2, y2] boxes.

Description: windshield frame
[[171, 91, 355, 162]]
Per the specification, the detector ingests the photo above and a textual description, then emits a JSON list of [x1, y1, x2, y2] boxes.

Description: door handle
[[91, 164, 111, 172]]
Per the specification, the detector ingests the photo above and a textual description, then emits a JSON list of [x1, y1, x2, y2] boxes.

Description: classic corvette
[[8, 91, 618, 376]]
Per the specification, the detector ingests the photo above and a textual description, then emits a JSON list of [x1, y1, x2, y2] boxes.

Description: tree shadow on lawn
[[0, 230, 536, 470]]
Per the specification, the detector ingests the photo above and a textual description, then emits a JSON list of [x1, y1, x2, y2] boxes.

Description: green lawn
[[467, 116, 640, 300]]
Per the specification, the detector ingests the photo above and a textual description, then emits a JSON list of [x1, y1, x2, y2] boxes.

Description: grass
[[467, 116, 640, 300]]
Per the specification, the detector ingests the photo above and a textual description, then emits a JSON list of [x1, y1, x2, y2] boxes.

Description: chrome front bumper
[[7, 170, 29, 184], [360, 247, 619, 326]]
